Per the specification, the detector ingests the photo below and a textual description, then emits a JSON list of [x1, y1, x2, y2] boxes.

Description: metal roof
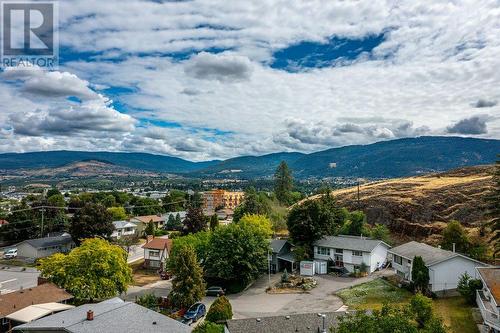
[[21, 234, 73, 249], [270, 239, 288, 254], [6, 303, 75, 323], [14, 298, 192, 333], [314, 235, 389, 253]]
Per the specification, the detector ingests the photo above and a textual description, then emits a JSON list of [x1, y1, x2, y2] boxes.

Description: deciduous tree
[[38, 238, 132, 301], [69, 203, 114, 244], [183, 207, 207, 234]]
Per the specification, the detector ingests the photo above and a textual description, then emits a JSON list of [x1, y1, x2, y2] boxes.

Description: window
[[352, 250, 363, 257], [149, 250, 160, 258], [316, 247, 330, 255], [335, 248, 343, 254], [394, 255, 403, 265]]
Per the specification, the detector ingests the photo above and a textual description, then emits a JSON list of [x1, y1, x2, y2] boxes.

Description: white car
[[3, 248, 17, 259]]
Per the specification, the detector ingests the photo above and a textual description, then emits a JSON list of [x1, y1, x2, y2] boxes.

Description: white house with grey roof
[[14, 297, 192, 333], [16, 233, 74, 261], [313, 235, 390, 274], [388, 241, 487, 293], [111, 220, 137, 239]]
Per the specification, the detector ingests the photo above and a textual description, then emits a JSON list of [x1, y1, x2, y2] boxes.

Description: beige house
[[130, 215, 166, 235]]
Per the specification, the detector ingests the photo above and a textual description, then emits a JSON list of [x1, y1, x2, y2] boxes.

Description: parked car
[[182, 302, 206, 324], [3, 248, 17, 259], [159, 271, 171, 280], [206, 286, 225, 297]]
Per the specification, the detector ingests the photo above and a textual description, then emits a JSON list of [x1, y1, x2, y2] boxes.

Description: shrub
[[281, 269, 290, 283], [193, 321, 224, 333], [206, 296, 233, 323], [359, 262, 369, 274], [136, 293, 158, 310], [409, 293, 433, 328], [457, 272, 483, 305]]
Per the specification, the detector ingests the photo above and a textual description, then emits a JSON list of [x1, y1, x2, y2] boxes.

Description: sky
[[1, 0, 500, 161]]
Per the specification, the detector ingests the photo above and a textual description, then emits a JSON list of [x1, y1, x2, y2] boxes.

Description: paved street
[[122, 279, 172, 301], [127, 244, 144, 263], [0, 266, 40, 294]]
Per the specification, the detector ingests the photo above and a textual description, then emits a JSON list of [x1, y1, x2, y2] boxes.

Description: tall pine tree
[[487, 155, 500, 257], [274, 161, 293, 205]]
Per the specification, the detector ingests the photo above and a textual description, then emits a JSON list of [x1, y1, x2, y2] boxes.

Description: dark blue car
[[182, 302, 206, 324]]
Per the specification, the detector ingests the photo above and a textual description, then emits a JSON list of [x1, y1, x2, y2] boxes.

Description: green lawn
[[336, 279, 479, 333], [433, 297, 479, 333], [337, 278, 413, 310]]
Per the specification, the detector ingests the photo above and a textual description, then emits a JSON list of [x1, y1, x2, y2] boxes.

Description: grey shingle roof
[[314, 235, 389, 253], [112, 221, 136, 229], [21, 234, 73, 249], [270, 239, 288, 254], [388, 241, 459, 266], [14, 298, 192, 333], [226, 311, 345, 333]]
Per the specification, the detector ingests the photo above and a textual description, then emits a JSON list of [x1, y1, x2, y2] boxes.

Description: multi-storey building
[[202, 190, 244, 211]]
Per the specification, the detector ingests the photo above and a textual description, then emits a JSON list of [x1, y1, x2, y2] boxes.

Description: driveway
[[127, 244, 144, 263], [0, 266, 40, 294]]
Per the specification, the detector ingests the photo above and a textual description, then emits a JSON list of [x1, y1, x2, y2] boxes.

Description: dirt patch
[[129, 259, 160, 286]]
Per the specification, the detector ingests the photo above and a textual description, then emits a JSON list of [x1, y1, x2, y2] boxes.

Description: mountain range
[[1, 136, 499, 179]]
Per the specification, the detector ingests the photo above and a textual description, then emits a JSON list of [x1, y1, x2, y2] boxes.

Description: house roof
[[0, 219, 8, 226], [142, 238, 172, 252], [20, 234, 73, 250], [6, 302, 75, 323], [0, 283, 73, 318], [14, 297, 192, 333], [388, 241, 485, 267], [165, 211, 187, 219], [113, 221, 137, 229], [314, 235, 389, 253], [132, 215, 165, 223], [270, 239, 288, 254], [226, 311, 345, 333], [477, 267, 500, 305]]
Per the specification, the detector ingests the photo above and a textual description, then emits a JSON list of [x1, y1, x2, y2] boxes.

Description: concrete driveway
[[0, 266, 40, 294]]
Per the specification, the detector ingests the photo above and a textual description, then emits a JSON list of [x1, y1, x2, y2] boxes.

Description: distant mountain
[[0, 151, 218, 173], [0, 137, 499, 179]]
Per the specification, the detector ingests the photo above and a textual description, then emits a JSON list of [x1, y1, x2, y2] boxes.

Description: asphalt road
[[127, 244, 145, 263], [0, 266, 40, 294]]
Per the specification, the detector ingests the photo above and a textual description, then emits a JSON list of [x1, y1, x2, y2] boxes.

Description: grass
[[129, 259, 160, 286], [336, 279, 479, 333], [336, 278, 413, 310], [0, 259, 36, 267], [433, 297, 479, 333]]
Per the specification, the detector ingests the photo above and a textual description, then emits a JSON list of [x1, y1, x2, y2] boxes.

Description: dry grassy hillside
[[305, 165, 495, 245]]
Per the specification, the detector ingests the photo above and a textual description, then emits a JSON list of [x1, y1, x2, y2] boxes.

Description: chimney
[[87, 310, 94, 321], [146, 235, 154, 243], [452, 243, 456, 253]]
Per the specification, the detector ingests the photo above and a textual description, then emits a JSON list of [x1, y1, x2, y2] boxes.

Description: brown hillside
[[303, 165, 495, 245]]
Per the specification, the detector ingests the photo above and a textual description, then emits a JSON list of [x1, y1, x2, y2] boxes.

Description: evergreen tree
[[232, 187, 271, 222], [69, 203, 114, 245], [144, 220, 156, 236], [167, 244, 206, 309], [441, 220, 469, 253], [209, 214, 219, 231], [486, 155, 500, 257], [274, 161, 293, 205], [411, 256, 430, 293]]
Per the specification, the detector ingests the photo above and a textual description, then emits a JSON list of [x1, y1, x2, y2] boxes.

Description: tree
[[167, 244, 206, 309], [411, 256, 430, 293], [114, 234, 139, 254], [238, 214, 273, 237], [183, 207, 207, 234], [205, 223, 268, 290], [46, 188, 61, 198], [370, 224, 391, 243], [441, 220, 469, 253], [38, 238, 132, 301], [457, 272, 483, 305], [145, 220, 156, 236], [107, 206, 128, 220], [136, 293, 158, 310], [287, 193, 348, 256], [206, 296, 233, 323], [486, 155, 500, 257], [410, 293, 433, 328], [233, 187, 271, 222], [170, 231, 211, 265], [209, 214, 219, 231], [274, 161, 293, 204], [340, 211, 368, 236], [69, 203, 114, 244], [163, 190, 187, 211], [192, 322, 224, 333], [102, 194, 116, 208]]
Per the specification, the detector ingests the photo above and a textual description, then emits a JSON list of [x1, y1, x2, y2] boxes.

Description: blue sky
[[1, 0, 499, 160]]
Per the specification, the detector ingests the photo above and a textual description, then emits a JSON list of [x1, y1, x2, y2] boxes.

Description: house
[[313, 235, 390, 274], [163, 211, 187, 230], [0, 220, 8, 227], [388, 241, 487, 293], [111, 221, 137, 239], [270, 239, 296, 273], [0, 283, 72, 331], [142, 237, 172, 270], [225, 311, 345, 333], [476, 267, 500, 332], [14, 297, 192, 333], [130, 215, 166, 235], [16, 233, 74, 261]]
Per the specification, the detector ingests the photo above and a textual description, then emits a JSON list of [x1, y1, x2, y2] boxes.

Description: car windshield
[[187, 305, 199, 313]]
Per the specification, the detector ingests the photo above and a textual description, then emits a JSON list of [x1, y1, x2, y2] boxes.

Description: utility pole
[[267, 248, 271, 289], [357, 179, 360, 208], [40, 207, 45, 238]]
